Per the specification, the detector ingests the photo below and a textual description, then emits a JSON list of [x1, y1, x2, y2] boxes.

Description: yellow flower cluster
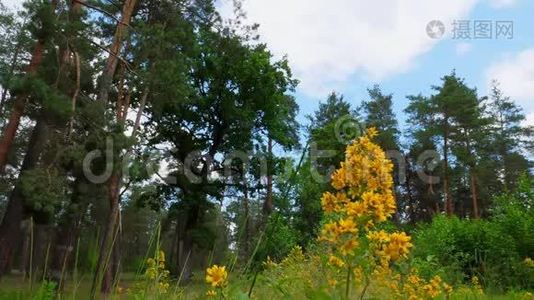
[[319, 129, 408, 262], [316, 129, 451, 299], [144, 250, 171, 294], [471, 276, 484, 295], [206, 265, 228, 288], [262, 256, 278, 269], [327, 128, 396, 222], [400, 273, 450, 299], [367, 230, 412, 262]]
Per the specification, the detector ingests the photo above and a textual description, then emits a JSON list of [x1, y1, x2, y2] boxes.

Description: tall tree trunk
[[0, 116, 49, 277], [19, 220, 31, 278], [242, 183, 250, 258], [91, 87, 148, 296], [176, 201, 199, 282], [91, 173, 121, 297], [470, 169, 480, 219], [0, 0, 58, 173], [97, 0, 137, 105], [404, 157, 416, 224], [263, 137, 273, 216], [88, 0, 138, 293], [31, 223, 52, 279], [443, 122, 453, 216], [47, 177, 87, 290]]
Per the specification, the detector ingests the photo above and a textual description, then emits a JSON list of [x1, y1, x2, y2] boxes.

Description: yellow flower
[[263, 256, 277, 269], [145, 267, 157, 280], [206, 290, 217, 297], [328, 279, 338, 287], [443, 283, 453, 294], [471, 276, 483, 294], [205, 265, 228, 287], [423, 283, 440, 298], [367, 230, 390, 243], [319, 221, 340, 242], [158, 282, 170, 293], [364, 220, 375, 231], [345, 201, 366, 217], [407, 274, 421, 285], [525, 257, 534, 268], [340, 239, 358, 256], [321, 192, 338, 213], [158, 250, 165, 262], [383, 232, 412, 261], [328, 255, 345, 268], [338, 218, 358, 234]]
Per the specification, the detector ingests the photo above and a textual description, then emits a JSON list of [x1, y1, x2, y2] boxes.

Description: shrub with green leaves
[[412, 175, 534, 291]]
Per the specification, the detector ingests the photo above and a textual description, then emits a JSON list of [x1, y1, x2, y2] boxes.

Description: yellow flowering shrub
[[318, 128, 450, 299]]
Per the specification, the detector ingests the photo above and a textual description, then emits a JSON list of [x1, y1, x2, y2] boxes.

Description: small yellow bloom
[[328, 255, 345, 267], [443, 283, 453, 294], [328, 278, 338, 287], [206, 290, 217, 297], [338, 218, 358, 234], [158, 282, 170, 293], [340, 239, 358, 256], [205, 265, 228, 287]]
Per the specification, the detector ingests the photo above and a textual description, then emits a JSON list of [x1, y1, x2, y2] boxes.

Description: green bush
[[411, 176, 534, 292]]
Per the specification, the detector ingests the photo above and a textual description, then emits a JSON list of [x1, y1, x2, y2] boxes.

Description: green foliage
[[251, 213, 298, 269], [20, 168, 68, 222], [412, 180, 534, 292], [33, 280, 57, 300], [360, 84, 400, 152]]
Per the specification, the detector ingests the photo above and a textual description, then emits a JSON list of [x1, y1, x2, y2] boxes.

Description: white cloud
[[1, 0, 21, 10], [485, 48, 534, 115], [525, 112, 534, 127], [219, 0, 479, 96], [455, 42, 473, 56], [488, 0, 517, 9]]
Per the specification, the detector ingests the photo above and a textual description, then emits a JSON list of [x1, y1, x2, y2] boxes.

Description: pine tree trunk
[[443, 122, 453, 216], [47, 177, 87, 290], [19, 220, 31, 278], [470, 170, 480, 219], [263, 137, 273, 216], [97, 0, 137, 105], [0, 116, 49, 277], [91, 172, 121, 297], [243, 183, 250, 258], [92, 87, 147, 295], [0, 0, 57, 173]]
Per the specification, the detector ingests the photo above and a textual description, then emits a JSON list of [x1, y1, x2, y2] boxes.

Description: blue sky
[[219, 0, 534, 135]]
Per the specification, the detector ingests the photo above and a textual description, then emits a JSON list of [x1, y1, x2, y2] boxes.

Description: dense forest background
[[0, 0, 532, 298]]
